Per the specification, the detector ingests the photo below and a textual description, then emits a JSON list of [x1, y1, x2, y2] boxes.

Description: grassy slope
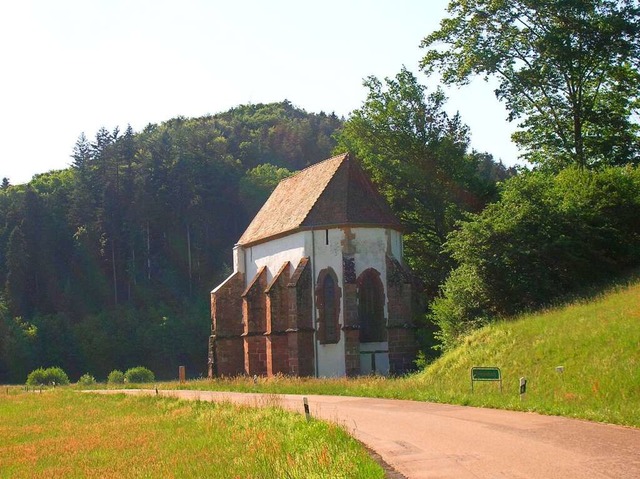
[[413, 280, 640, 426]]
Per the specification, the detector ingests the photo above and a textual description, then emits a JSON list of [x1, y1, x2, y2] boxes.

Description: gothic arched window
[[316, 268, 341, 344], [358, 269, 386, 343]]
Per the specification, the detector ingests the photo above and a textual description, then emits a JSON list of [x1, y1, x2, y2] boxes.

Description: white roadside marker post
[[519, 377, 527, 401], [303, 397, 311, 421]]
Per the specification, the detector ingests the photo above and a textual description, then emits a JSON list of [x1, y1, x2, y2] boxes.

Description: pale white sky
[[0, 0, 519, 185]]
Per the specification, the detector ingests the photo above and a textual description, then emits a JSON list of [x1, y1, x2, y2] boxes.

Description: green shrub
[[26, 368, 47, 386], [26, 367, 70, 386], [124, 366, 155, 383], [107, 370, 125, 384], [432, 166, 640, 350], [78, 373, 96, 386]]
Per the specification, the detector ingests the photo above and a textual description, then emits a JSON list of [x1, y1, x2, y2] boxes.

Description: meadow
[[0, 389, 383, 479]]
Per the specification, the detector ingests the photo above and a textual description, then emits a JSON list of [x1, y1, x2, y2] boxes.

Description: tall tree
[[5, 224, 32, 318], [71, 133, 92, 172], [119, 124, 139, 299], [336, 68, 496, 295], [421, 0, 640, 170], [238, 163, 293, 217]]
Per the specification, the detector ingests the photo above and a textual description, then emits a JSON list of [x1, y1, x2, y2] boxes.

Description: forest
[[0, 102, 342, 382], [1, 0, 639, 382]]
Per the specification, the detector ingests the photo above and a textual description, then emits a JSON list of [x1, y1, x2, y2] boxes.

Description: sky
[[0, 0, 520, 185]]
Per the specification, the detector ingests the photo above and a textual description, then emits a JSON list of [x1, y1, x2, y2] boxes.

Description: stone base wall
[[209, 272, 245, 378], [385, 255, 421, 374], [287, 329, 315, 376], [214, 336, 245, 377], [388, 326, 419, 374], [211, 258, 316, 378], [267, 333, 289, 375], [210, 254, 420, 377], [244, 334, 267, 376]]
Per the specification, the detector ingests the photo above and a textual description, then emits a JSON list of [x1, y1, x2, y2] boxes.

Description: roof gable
[[237, 153, 402, 246]]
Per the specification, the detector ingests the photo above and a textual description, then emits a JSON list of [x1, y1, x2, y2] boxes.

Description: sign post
[[471, 367, 502, 392]]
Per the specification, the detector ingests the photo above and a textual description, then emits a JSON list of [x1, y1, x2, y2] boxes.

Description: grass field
[[0, 389, 384, 479], [151, 279, 640, 428]]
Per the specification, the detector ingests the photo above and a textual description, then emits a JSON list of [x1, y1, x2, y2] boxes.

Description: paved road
[[95, 390, 640, 479]]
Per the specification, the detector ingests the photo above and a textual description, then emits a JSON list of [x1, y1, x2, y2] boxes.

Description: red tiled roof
[[237, 153, 402, 246]]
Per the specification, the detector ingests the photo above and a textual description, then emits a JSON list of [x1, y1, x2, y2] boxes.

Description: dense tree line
[[420, 0, 640, 350], [0, 101, 341, 382], [431, 166, 640, 349]]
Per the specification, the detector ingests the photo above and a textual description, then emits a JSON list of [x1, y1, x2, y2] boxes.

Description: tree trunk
[[573, 110, 585, 169]]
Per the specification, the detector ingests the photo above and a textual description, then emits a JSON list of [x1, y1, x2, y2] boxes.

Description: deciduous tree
[[421, 0, 640, 170], [337, 68, 501, 294]]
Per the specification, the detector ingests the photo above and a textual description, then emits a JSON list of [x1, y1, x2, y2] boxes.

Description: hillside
[[0, 101, 343, 383], [415, 278, 640, 426]]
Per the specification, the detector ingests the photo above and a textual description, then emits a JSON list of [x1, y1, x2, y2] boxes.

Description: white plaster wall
[[243, 231, 308, 286], [351, 227, 395, 375], [313, 228, 346, 377], [351, 227, 388, 272], [312, 228, 344, 283]]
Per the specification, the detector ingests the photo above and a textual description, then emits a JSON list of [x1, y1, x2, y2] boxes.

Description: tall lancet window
[[358, 269, 386, 343], [316, 268, 341, 344]]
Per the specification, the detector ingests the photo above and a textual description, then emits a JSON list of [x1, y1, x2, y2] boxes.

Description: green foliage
[[432, 165, 640, 349], [336, 67, 510, 296], [413, 350, 431, 371], [26, 367, 70, 386], [125, 366, 155, 383], [430, 264, 491, 351], [0, 304, 38, 383], [107, 369, 125, 384], [238, 163, 292, 216], [78, 373, 96, 386], [421, 0, 640, 169]]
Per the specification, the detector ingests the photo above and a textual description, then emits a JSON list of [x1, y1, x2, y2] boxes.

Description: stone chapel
[[208, 153, 419, 378]]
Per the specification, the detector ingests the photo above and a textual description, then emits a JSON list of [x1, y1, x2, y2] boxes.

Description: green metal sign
[[471, 367, 502, 392]]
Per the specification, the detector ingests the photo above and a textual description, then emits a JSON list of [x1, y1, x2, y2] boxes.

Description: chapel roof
[[237, 153, 402, 246]]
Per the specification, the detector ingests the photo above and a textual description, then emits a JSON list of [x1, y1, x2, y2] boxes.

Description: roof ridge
[[286, 152, 349, 178], [297, 154, 349, 226]]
